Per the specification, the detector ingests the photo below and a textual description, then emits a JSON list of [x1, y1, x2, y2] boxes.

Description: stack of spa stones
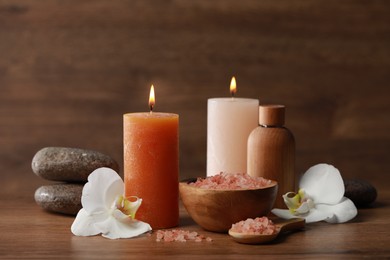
[[32, 147, 119, 215]]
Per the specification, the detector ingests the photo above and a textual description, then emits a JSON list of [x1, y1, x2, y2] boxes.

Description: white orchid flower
[[71, 167, 152, 239], [272, 164, 357, 223]]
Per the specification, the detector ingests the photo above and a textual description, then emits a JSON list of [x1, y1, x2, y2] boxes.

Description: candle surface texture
[[207, 98, 259, 176], [124, 112, 179, 229]]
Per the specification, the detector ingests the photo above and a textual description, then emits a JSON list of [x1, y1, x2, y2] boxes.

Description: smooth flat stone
[[32, 147, 120, 182], [34, 184, 83, 215], [344, 179, 377, 207]]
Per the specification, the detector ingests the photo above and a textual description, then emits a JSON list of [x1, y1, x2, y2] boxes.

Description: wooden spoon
[[228, 218, 305, 244]]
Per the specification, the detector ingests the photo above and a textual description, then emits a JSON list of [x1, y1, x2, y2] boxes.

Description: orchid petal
[[303, 207, 334, 223], [96, 209, 152, 239], [300, 164, 344, 205], [272, 206, 333, 223], [271, 208, 297, 220], [71, 209, 109, 236], [317, 197, 358, 223], [81, 168, 124, 214], [295, 199, 314, 214]]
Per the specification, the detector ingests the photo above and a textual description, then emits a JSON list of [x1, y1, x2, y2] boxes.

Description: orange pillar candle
[[123, 85, 179, 229]]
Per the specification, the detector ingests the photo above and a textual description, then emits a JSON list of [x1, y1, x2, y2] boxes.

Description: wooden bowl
[[179, 179, 278, 233]]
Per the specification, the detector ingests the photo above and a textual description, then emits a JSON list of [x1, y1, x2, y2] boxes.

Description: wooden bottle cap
[[259, 105, 285, 126]]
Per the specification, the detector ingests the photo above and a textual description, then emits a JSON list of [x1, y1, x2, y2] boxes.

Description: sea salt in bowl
[[179, 173, 278, 233]]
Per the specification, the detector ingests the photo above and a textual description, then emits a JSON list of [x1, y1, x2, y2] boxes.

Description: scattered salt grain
[[189, 172, 272, 190], [155, 229, 213, 242], [230, 217, 277, 235]]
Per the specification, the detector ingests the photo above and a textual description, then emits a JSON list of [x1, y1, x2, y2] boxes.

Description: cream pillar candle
[[207, 77, 259, 176]]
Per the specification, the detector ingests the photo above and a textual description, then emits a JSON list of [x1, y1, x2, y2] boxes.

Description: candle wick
[[230, 90, 236, 99], [149, 103, 154, 114]]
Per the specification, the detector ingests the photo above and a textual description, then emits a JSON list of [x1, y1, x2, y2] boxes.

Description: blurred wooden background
[[1, 0, 389, 197]]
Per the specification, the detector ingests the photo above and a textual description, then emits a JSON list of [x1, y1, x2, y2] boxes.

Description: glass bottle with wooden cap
[[247, 105, 295, 208]]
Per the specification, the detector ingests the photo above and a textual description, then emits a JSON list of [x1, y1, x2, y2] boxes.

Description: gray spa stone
[[344, 179, 377, 207], [34, 184, 83, 215], [32, 147, 119, 182]]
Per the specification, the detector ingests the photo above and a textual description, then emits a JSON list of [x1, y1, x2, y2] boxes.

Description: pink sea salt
[[230, 217, 278, 235], [155, 229, 213, 242], [189, 172, 272, 190]]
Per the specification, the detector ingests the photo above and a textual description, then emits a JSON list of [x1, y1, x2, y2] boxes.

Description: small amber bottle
[[247, 105, 295, 208]]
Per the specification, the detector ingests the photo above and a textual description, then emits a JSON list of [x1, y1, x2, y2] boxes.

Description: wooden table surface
[[1, 0, 390, 258], [0, 180, 389, 259]]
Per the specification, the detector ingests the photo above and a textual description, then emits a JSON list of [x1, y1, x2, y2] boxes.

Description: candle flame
[[149, 85, 155, 112], [230, 76, 237, 97]]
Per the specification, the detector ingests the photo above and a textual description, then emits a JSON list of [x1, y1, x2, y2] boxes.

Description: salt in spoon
[[229, 218, 305, 244]]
